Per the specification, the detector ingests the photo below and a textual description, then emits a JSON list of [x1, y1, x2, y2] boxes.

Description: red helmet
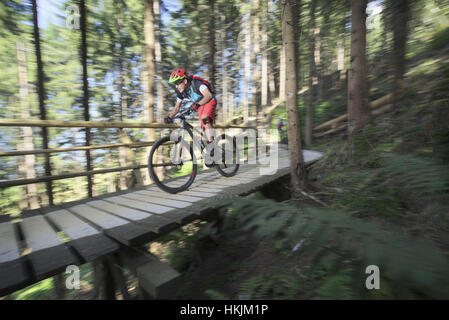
[[169, 68, 188, 83]]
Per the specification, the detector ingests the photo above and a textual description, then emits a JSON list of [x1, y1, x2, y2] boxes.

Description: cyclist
[[164, 69, 217, 146], [277, 117, 284, 136]]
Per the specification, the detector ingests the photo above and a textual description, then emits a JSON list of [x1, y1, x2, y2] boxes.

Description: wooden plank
[[189, 186, 225, 193], [201, 178, 248, 187], [87, 200, 152, 220], [103, 196, 173, 214], [161, 210, 200, 225], [121, 192, 192, 209], [44, 208, 119, 262], [0, 221, 30, 296], [225, 176, 259, 182], [20, 215, 79, 280], [99, 197, 199, 227], [0, 221, 21, 263], [195, 172, 219, 179], [87, 200, 179, 235], [137, 189, 204, 203], [63, 203, 156, 246], [177, 190, 218, 198]]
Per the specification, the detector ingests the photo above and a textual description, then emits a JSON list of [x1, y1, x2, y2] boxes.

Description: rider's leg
[[201, 115, 215, 143], [198, 98, 217, 144], [198, 99, 217, 161]]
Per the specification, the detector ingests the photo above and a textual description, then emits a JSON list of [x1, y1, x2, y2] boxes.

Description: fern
[[238, 276, 264, 300], [238, 276, 275, 300], [212, 196, 449, 299], [380, 153, 449, 199], [204, 289, 229, 300], [314, 270, 354, 300]]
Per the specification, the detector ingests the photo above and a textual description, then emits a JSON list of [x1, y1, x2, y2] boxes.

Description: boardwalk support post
[[119, 246, 180, 299]]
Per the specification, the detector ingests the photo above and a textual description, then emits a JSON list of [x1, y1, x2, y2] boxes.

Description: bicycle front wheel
[[148, 135, 197, 193]]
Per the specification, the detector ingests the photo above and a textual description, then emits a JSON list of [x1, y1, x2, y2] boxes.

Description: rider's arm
[[196, 87, 213, 106], [169, 100, 182, 118]]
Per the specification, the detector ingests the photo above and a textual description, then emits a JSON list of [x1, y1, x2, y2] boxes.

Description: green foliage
[[334, 182, 403, 218], [11, 278, 56, 300], [155, 220, 214, 272], [212, 196, 449, 299], [314, 269, 354, 300], [239, 276, 273, 300], [380, 153, 449, 199], [204, 289, 229, 300], [10, 262, 96, 300], [238, 267, 304, 300], [428, 26, 449, 51], [0, 186, 23, 216], [314, 98, 347, 127]]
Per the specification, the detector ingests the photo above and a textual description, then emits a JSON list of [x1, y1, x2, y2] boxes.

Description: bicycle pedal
[[204, 162, 215, 168]]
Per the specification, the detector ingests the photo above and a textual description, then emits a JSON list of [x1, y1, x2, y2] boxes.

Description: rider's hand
[[190, 103, 200, 111], [164, 116, 173, 124]]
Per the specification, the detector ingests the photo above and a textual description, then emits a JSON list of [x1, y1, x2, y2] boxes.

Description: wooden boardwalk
[[0, 146, 324, 297]]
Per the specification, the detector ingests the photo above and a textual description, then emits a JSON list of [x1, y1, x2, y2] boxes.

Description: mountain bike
[[148, 108, 240, 194]]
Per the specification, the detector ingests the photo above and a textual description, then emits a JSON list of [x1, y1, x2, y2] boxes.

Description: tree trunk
[[116, 6, 132, 188], [229, 91, 234, 122], [118, 89, 128, 190], [221, 19, 228, 123], [282, 0, 306, 198], [292, 0, 301, 92], [306, 0, 317, 146], [80, 0, 93, 198], [243, 10, 251, 124], [268, 62, 276, 106], [251, 0, 260, 118], [32, 0, 53, 205], [208, 0, 216, 88], [319, 1, 331, 100], [219, 14, 227, 124], [348, 0, 371, 153], [392, 0, 410, 109], [337, 12, 349, 87], [16, 42, 39, 209], [279, 44, 286, 101], [261, 0, 268, 109], [120, 129, 144, 188], [144, 0, 155, 142], [154, 0, 163, 123], [267, 0, 276, 106]]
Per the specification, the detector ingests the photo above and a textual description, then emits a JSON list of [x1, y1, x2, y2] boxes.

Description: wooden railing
[[0, 119, 256, 202]]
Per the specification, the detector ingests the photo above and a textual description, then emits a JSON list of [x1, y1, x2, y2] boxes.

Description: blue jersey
[[175, 79, 211, 105]]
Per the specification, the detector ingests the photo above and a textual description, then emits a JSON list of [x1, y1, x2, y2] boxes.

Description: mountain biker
[[277, 117, 284, 135], [164, 68, 217, 145]]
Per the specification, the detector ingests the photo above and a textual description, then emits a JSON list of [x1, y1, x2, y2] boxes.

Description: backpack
[[189, 75, 215, 95]]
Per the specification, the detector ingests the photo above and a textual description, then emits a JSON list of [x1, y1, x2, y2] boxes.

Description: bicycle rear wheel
[[148, 135, 197, 193], [213, 134, 240, 177]]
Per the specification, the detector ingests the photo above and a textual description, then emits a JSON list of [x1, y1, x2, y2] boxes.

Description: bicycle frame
[[174, 108, 209, 158]]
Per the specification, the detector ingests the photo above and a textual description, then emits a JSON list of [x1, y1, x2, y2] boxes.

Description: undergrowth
[[210, 195, 449, 299]]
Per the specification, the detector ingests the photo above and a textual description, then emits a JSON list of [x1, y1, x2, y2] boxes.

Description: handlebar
[[174, 107, 193, 119]]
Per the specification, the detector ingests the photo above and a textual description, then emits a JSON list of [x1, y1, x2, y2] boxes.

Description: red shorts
[[198, 98, 217, 129]]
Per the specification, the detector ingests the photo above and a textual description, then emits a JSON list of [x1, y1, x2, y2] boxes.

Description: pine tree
[[347, 0, 371, 156], [282, 0, 307, 197]]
